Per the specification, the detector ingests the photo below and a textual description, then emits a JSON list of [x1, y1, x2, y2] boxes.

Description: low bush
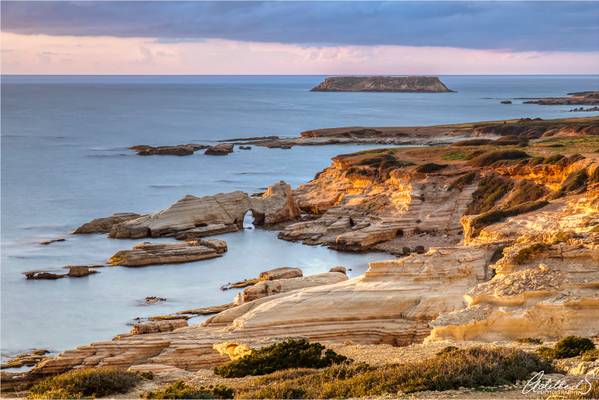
[[466, 173, 514, 214], [467, 199, 549, 238], [142, 381, 233, 399], [213, 339, 349, 378], [451, 138, 494, 147], [581, 349, 599, 362], [537, 336, 596, 359], [468, 150, 530, 167], [28, 368, 140, 399], [517, 338, 544, 345], [236, 347, 551, 399]]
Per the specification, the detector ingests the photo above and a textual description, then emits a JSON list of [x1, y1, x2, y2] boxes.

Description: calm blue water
[[2, 75, 598, 358]]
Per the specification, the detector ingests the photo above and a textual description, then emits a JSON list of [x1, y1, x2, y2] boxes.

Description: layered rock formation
[[523, 91, 599, 105], [311, 76, 454, 92], [107, 240, 227, 267], [204, 143, 233, 155], [107, 181, 299, 239], [73, 212, 143, 234]]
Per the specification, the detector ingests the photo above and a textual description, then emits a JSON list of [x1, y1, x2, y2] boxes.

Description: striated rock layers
[[311, 76, 454, 92], [107, 181, 299, 239], [107, 240, 227, 267]]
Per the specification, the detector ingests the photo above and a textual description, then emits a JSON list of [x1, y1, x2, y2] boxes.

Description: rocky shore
[[3, 117, 598, 396], [311, 76, 454, 92], [522, 90, 599, 105]]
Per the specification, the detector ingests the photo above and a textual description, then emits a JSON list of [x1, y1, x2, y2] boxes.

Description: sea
[[1, 75, 598, 359]]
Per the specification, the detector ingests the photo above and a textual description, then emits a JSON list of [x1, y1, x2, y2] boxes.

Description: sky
[[1, 1, 599, 75]]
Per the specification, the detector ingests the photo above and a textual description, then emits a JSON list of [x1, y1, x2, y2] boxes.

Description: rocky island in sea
[[3, 116, 598, 398], [310, 76, 454, 92]]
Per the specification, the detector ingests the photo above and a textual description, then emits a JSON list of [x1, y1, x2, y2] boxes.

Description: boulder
[[130, 319, 188, 335], [66, 266, 97, 278], [204, 143, 234, 155], [74, 213, 143, 234], [329, 266, 347, 274], [107, 239, 227, 267], [258, 267, 303, 281], [145, 296, 166, 305]]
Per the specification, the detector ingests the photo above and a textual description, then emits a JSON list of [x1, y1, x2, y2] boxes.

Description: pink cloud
[[2, 32, 598, 74]]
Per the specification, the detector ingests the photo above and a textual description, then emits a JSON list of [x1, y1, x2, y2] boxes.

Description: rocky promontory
[[523, 90, 599, 105], [311, 76, 454, 92]]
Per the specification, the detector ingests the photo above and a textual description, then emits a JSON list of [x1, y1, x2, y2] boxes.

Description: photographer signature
[[522, 371, 594, 395]]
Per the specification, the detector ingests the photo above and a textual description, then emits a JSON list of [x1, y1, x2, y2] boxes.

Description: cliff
[[310, 76, 454, 92]]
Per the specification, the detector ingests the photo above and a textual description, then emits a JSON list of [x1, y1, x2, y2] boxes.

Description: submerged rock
[[144, 296, 167, 305], [107, 239, 227, 267], [39, 238, 65, 245], [204, 143, 234, 155], [74, 213, 143, 234]]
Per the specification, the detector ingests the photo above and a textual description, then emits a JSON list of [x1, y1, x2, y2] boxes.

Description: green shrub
[[28, 368, 140, 399], [467, 199, 549, 238], [142, 381, 233, 399], [237, 347, 551, 399], [451, 139, 493, 147], [213, 339, 349, 378], [466, 173, 514, 214], [469, 150, 530, 167], [442, 150, 468, 161], [537, 336, 596, 359], [552, 336, 595, 358]]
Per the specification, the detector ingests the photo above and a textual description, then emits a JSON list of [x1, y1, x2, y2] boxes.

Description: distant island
[[311, 76, 454, 92]]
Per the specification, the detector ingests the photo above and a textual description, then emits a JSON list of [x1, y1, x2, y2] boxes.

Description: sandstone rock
[[0, 349, 49, 370], [74, 213, 143, 234], [109, 182, 299, 239], [258, 267, 303, 281], [233, 271, 348, 305], [66, 265, 97, 278], [130, 319, 188, 335], [177, 303, 235, 316], [107, 240, 227, 267], [204, 143, 233, 155], [23, 271, 65, 280], [131, 144, 207, 156], [213, 342, 252, 360], [329, 266, 347, 274]]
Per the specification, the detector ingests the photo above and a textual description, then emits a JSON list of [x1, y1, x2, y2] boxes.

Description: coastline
[[3, 115, 598, 395]]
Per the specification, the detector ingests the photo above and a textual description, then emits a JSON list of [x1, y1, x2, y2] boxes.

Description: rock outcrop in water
[[311, 76, 454, 92], [108, 181, 299, 239], [73, 213, 143, 234], [130, 144, 207, 156], [107, 239, 227, 267], [523, 91, 599, 105], [204, 143, 234, 155]]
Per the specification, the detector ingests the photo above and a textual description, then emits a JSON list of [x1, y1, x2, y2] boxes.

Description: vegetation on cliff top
[[142, 381, 233, 399], [27, 368, 140, 399], [214, 339, 349, 378], [537, 336, 596, 360], [235, 347, 552, 399]]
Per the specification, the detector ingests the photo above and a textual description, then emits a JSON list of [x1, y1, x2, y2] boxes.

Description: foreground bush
[[538, 336, 596, 359], [237, 347, 551, 398], [213, 339, 349, 378], [142, 381, 233, 399], [28, 367, 140, 399]]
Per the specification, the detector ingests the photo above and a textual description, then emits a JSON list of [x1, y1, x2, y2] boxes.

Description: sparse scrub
[[468, 150, 530, 167], [213, 339, 349, 378], [448, 171, 477, 191], [142, 381, 233, 399], [415, 163, 447, 173], [517, 338, 544, 345], [466, 199, 549, 238], [27, 367, 140, 399], [236, 347, 551, 399]]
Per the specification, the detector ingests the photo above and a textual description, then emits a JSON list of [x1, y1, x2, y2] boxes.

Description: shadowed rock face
[[311, 76, 454, 92], [73, 213, 143, 234]]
